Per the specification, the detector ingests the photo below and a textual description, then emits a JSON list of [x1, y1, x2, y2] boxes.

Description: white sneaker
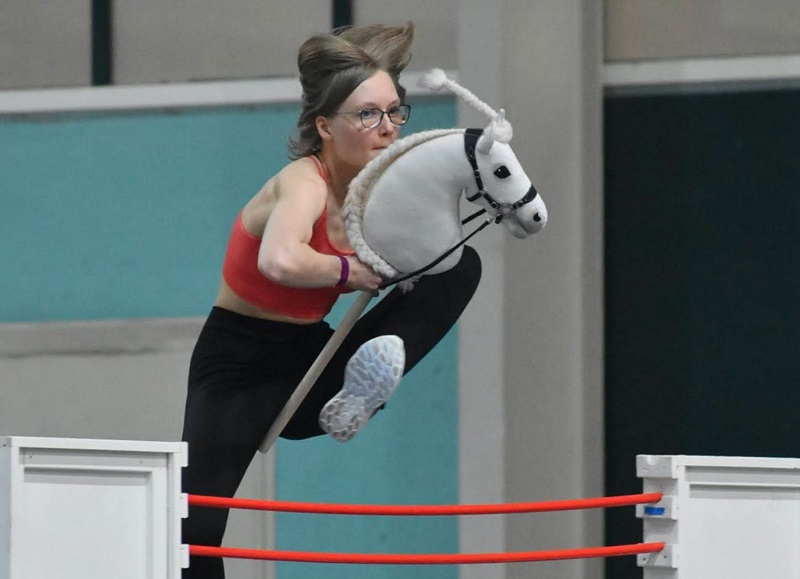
[[319, 335, 405, 442]]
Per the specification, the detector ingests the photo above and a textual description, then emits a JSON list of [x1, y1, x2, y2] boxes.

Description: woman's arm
[[257, 165, 382, 291]]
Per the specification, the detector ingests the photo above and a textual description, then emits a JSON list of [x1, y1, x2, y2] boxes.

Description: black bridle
[[381, 128, 538, 288], [463, 128, 539, 222]]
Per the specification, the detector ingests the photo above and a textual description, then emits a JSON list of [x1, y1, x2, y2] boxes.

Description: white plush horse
[[344, 68, 547, 287], [259, 69, 547, 452]]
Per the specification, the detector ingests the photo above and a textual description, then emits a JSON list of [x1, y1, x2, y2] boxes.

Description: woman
[[181, 22, 481, 578]]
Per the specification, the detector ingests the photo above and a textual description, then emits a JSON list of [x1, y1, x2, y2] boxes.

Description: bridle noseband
[[463, 128, 539, 223]]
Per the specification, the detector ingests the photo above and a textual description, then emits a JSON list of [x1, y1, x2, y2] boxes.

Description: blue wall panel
[[1, 104, 296, 321], [0, 98, 455, 322]]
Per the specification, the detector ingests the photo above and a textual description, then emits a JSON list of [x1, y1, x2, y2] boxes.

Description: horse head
[[465, 111, 547, 239], [420, 70, 548, 239]]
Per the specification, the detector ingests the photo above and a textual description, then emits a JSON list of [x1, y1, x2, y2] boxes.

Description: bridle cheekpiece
[[463, 128, 538, 223]]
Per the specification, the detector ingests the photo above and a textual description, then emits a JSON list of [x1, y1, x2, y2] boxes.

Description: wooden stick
[[258, 290, 374, 454]]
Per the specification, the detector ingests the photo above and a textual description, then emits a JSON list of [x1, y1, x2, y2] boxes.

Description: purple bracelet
[[336, 255, 349, 287]]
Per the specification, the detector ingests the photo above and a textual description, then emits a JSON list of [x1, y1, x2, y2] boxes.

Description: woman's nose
[[377, 113, 395, 133]]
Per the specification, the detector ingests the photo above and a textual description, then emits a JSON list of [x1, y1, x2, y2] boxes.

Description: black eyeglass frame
[[333, 104, 412, 129]]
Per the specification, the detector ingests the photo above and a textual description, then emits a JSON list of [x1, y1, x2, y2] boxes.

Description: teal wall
[[0, 96, 459, 579], [0, 98, 456, 322], [0, 104, 295, 321]]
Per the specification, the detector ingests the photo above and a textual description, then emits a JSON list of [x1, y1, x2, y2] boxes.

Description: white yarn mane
[[343, 127, 464, 279], [418, 68, 513, 143]]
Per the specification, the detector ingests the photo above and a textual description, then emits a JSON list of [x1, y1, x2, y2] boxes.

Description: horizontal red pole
[[190, 542, 665, 565], [187, 492, 662, 516]]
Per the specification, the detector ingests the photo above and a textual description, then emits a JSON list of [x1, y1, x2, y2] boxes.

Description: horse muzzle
[[501, 195, 547, 238]]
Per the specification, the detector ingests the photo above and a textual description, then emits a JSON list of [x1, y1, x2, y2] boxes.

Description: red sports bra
[[221, 156, 354, 320]]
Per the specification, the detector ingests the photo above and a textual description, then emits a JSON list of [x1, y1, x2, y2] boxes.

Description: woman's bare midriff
[[214, 279, 323, 325]]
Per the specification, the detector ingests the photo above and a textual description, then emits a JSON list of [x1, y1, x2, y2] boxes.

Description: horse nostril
[[533, 213, 542, 223]]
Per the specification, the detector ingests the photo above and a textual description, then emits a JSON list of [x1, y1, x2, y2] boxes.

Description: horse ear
[[477, 109, 513, 154], [477, 128, 494, 154], [492, 109, 513, 143]]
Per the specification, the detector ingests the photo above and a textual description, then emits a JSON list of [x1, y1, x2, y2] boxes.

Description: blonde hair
[[289, 22, 414, 159]]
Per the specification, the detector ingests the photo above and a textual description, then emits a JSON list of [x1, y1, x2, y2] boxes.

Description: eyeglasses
[[333, 104, 412, 129]]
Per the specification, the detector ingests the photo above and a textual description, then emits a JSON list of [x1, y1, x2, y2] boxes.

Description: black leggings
[[181, 246, 480, 578]]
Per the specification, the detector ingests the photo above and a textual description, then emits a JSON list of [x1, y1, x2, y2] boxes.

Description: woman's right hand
[[344, 255, 384, 292]]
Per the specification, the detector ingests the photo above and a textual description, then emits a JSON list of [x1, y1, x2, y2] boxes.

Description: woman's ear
[[316, 115, 333, 143]]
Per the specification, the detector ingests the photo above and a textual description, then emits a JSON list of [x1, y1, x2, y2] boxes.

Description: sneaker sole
[[319, 335, 405, 442]]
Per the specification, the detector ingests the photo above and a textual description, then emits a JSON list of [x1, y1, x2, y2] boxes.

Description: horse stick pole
[[258, 290, 375, 454]]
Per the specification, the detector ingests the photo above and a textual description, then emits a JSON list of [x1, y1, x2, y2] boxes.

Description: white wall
[[457, 2, 604, 579], [605, 0, 800, 61], [0, 1, 91, 89], [1, 0, 459, 89]]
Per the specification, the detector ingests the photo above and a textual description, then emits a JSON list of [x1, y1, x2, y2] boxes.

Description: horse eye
[[493, 166, 511, 179]]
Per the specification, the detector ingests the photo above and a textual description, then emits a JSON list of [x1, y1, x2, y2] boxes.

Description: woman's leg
[[181, 310, 329, 577], [181, 381, 258, 579], [282, 245, 481, 438]]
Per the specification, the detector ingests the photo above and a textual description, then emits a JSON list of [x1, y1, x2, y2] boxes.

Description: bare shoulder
[[243, 158, 327, 234], [279, 157, 328, 197]]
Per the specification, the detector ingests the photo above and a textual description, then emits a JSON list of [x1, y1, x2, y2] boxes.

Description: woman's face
[[320, 70, 402, 172]]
